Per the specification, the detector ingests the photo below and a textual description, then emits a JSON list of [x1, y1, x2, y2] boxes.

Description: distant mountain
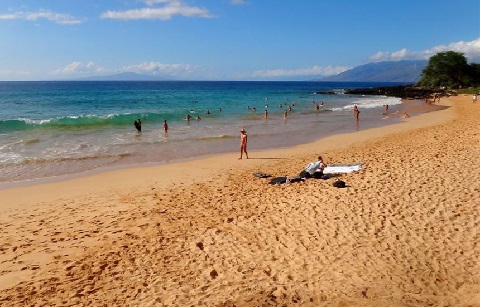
[[75, 72, 173, 81], [315, 60, 428, 83]]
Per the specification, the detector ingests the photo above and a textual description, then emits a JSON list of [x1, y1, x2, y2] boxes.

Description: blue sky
[[0, 0, 479, 81]]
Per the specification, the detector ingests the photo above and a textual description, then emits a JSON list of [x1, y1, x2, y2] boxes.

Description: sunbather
[[299, 155, 327, 178]]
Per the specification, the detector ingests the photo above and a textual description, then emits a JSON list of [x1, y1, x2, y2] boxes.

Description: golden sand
[[0, 95, 479, 306]]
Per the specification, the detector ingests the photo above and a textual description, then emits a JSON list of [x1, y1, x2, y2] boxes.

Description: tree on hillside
[[418, 51, 473, 88], [468, 63, 480, 86]]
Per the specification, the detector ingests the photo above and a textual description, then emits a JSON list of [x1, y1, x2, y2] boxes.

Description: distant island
[[71, 72, 173, 81], [62, 60, 428, 82]]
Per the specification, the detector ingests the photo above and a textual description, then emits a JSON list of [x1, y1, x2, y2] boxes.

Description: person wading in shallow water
[[353, 104, 360, 121], [163, 120, 168, 133], [239, 128, 249, 159], [134, 119, 142, 132]]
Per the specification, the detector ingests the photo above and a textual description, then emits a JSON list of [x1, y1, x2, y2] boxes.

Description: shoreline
[[2, 81, 410, 185], [0, 98, 445, 192], [1, 95, 478, 306], [0, 100, 452, 206]]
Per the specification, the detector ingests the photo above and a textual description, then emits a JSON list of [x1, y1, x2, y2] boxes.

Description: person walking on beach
[[134, 119, 142, 132], [239, 128, 248, 159], [473, 94, 477, 103], [353, 104, 360, 121], [264, 109, 268, 120], [163, 120, 168, 133], [283, 109, 288, 120]]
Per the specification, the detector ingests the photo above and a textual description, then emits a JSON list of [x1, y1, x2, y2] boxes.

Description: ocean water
[[0, 81, 438, 185]]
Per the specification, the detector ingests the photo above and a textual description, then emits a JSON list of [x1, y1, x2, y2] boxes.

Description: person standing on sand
[[353, 104, 360, 121], [283, 109, 288, 120], [239, 128, 248, 159], [473, 94, 477, 103], [264, 109, 268, 120], [163, 120, 168, 133]]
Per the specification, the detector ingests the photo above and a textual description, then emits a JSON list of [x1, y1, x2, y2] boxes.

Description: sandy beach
[[0, 95, 479, 306]]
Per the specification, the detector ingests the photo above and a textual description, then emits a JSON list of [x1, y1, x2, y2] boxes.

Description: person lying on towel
[[299, 155, 327, 179]]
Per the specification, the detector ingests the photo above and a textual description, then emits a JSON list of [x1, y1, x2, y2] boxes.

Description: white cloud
[[121, 62, 201, 76], [370, 37, 480, 62], [251, 65, 351, 78], [52, 61, 201, 78], [101, 0, 213, 20], [0, 10, 82, 25], [53, 62, 106, 75], [230, 0, 248, 5]]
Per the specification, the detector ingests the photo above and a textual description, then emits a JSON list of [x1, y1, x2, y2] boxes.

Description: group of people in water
[[354, 103, 409, 121], [134, 100, 412, 138], [185, 107, 223, 121], [133, 99, 329, 134], [132, 100, 414, 165], [134, 118, 169, 133]]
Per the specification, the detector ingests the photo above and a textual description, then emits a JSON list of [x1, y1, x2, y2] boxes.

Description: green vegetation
[[417, 51, 480, 89], [456, 87, 480, 95]]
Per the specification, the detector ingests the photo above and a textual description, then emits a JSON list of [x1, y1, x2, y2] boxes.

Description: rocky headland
[[344, 85, 448, 99]]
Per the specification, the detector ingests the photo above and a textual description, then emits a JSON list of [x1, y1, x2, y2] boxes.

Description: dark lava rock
[[345, 85, 443, 99]]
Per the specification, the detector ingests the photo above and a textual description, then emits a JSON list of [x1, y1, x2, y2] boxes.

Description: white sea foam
[[0, 139, 23, 150], [0, 152, 22, 163], [20, 117, 53, 125], [343, 96, 402, 110]]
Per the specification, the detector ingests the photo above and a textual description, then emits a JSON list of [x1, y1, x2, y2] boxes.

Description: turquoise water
[[0, 81, 429, 184]]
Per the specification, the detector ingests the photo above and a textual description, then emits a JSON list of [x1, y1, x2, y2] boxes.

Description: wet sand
[[0, 95, 479, 306]]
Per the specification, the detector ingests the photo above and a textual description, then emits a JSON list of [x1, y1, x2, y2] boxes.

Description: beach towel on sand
[[323, 163, 362, 174]]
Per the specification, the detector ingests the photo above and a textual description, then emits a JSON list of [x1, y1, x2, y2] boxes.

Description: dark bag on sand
[[312, 171, 326, 179], [253, 173, 272, 178], [298, 170, 310, 178], [332, 180, 346, 188], [269, 176, 304, 185], [269, 177, 287, 185]]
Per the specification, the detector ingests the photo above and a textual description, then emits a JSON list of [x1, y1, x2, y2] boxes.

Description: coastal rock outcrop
[[344, 85, 444, 99]]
